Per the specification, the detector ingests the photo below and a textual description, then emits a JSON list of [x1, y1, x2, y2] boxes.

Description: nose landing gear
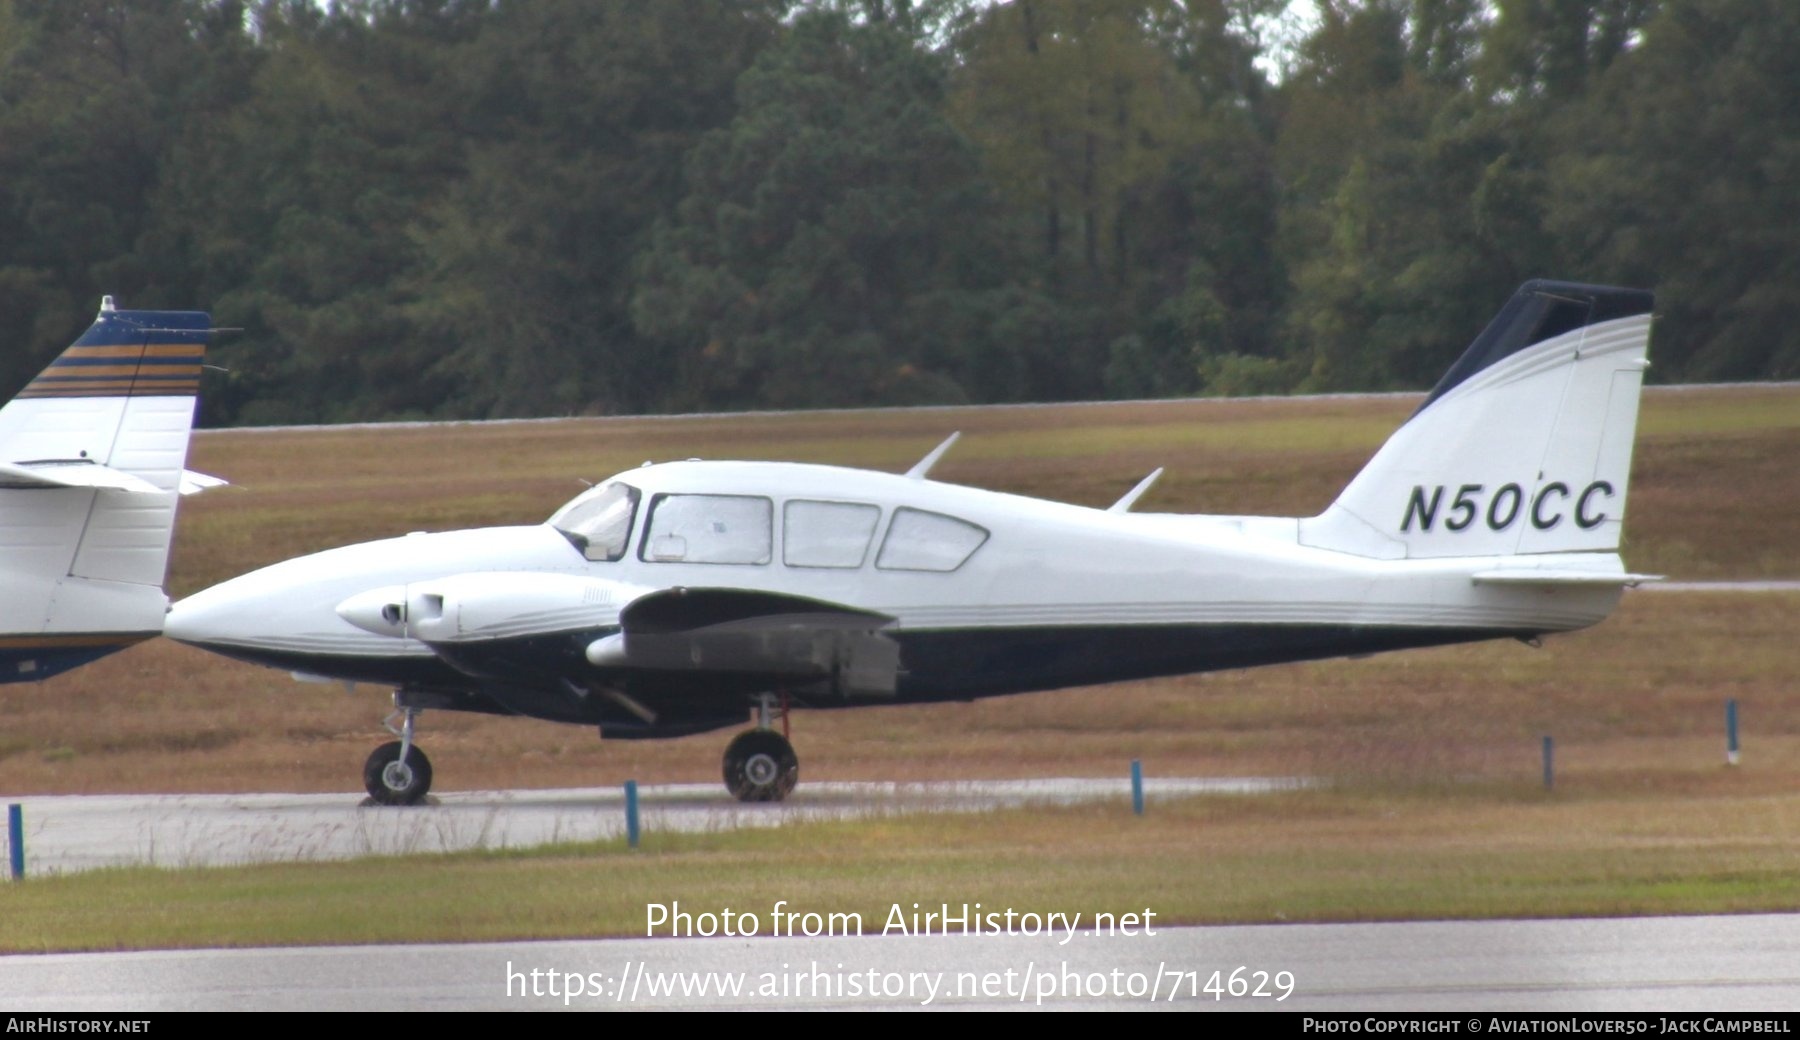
[[364, 706, 432, 805]]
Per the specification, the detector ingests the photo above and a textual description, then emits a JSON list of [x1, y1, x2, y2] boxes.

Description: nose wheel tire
[[723, 730, 798, 803], [364, 740, 433, 805]]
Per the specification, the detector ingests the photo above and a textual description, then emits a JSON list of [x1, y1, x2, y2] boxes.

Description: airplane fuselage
[[166, 459, 1625, 734]]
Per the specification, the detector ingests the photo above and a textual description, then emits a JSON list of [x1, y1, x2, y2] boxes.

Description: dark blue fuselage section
[[195, 621, 1523, 737]]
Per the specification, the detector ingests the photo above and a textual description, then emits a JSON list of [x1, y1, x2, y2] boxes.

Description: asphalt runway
[[3, 778, 1299, 875], [2, 914, 1797, 1011]]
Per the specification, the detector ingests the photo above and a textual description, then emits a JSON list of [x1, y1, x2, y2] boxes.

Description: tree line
[[2, 0, 1794, 426]]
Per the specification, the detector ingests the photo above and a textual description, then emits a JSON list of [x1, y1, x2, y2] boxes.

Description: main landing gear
[[722, 693, 798, 803], [365, 706, 433, 805], [360, 694, 800, 805]]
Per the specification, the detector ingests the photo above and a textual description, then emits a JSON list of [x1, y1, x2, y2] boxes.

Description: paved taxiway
[[5, 778, 1299, 875], [2, 914, 1797, 1010]]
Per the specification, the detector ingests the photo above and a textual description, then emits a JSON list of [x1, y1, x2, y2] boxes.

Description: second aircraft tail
[[0, 298, 216, 681]]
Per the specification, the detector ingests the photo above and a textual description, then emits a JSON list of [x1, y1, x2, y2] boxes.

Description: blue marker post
[[1727, 699, 1740, 766], [1131, 760, 1144, 816], [8, 803, 22, 880], [1542, 736, 1554, 791], [624, 780, 641, 850]]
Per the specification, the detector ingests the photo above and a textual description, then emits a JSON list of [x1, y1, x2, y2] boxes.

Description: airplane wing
[[586, 587, 901, 697], [0, 459, 164, 494]]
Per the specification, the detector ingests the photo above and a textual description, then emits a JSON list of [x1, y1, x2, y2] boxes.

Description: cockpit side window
[[640, 493, 772, 565], [875, 508, 989, 572], [784, 499, 881, 568], [548, 482, 640, 562]]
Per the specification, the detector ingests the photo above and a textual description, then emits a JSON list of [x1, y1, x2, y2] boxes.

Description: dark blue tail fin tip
[[19, 302, 212, 401], [1416, 280, 1654, 416], [76, 308, 212, 348]]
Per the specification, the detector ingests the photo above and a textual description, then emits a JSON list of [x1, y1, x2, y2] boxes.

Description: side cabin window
[[875, 507, 988, 572], [783, 500, 881, 569], [548, 482, 639, 562], [641, 493, 772, 565]]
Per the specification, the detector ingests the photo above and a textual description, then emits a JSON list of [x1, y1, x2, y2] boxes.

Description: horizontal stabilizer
[[1471, 569, 1663, 588], [179, 469, 230, 495], [0, 459, 163, 494]]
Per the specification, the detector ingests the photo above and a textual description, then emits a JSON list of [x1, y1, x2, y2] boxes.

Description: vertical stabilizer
[[1299, 281, 1654, 561], [0, 300, 211, 681]]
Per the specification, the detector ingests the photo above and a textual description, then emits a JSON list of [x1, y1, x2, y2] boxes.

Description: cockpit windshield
[[548, 481, 640, 561]]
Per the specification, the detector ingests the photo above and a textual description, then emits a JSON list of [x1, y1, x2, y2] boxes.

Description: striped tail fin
[[0, 298, 215, 682]]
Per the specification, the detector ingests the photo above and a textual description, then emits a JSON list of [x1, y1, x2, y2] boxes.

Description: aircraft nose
[[335, 586, 411, 637]]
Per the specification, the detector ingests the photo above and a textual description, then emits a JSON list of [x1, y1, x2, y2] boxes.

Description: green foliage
[[632, 9, 1009, 409], [1478, 0, 1656, 102], [0, 0, 254, 392], [946, 0, 1283, 398], [113, 0, 470, 423], [1544, 0, 1800, 381], [406, 0, 777, 417], [1, 0, 1795, 419], [1199, 350, 1298, 397]]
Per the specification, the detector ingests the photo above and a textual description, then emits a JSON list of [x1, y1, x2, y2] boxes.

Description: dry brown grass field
[[0, 384, 1794, 799]]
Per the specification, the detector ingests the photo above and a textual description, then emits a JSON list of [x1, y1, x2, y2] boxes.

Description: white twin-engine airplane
[[1, 298, 217, 683], [165, 280, 1659, 805]]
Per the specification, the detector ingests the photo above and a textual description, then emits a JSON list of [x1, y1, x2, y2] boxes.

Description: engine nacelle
[[335, 572, 648, 643]]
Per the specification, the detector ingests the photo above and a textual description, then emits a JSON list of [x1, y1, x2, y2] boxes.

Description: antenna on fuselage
[[1108, 468, 1165, 513], [905, 432, 960, 479]]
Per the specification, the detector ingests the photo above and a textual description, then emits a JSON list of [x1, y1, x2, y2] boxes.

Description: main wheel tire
[[722, 730, 798, 803], [363, 740, 433, 805]]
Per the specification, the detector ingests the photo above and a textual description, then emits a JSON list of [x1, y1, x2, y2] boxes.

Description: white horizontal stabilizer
[[0, 459, 163, 494], [1471, 570, 1663, 587], [180, 469, 230, 495]]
